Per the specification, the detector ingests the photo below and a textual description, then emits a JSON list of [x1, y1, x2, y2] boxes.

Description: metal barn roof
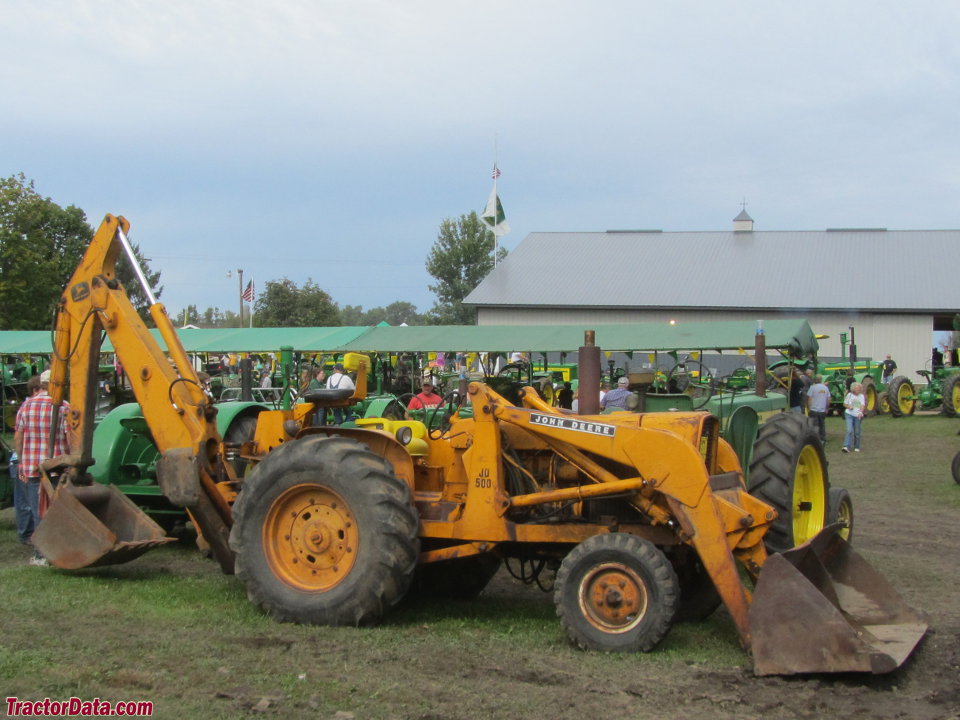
[[464, 229, 960, 312]]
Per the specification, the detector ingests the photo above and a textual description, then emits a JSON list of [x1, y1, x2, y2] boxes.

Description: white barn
[[465, 212, 960, 382]]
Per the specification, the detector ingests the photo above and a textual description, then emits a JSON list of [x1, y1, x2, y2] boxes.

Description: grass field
[[1, 413, 958, 719]]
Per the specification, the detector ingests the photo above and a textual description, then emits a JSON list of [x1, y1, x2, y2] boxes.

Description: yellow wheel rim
[[578, 562, 648, 634], [836, 497, 852, 542], [952, 383, 960, 412], [263, 484, 359, 591], [896, 383, 913, 413], [792, 445, 826, 545]]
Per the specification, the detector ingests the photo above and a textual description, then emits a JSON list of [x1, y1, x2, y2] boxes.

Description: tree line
[[0, 174, 503, 330]]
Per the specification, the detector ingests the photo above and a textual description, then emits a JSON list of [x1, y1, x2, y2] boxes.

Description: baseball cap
[[40, 370, 51, 383], [617, 376, 629, 387]]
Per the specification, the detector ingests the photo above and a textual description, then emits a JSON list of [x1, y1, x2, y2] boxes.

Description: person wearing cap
[[326, 362, 355, 424], [407, 378, 443, 410], [881, 354, 897, 384], [600, 376, 633, 411], [14, 370, 71, 565]]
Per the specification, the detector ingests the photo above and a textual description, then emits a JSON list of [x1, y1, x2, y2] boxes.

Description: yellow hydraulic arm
[[48, 214, 235, 571]]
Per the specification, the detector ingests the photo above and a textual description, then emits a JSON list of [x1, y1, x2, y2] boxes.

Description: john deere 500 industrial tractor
[[34, 215, 926, 676]]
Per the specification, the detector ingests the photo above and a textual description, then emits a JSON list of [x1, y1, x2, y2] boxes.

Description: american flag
[[492, 164, 501, 180], [242, 280, 254, 303]]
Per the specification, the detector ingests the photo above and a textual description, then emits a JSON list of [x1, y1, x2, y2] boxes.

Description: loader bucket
[[749, 526, 927, 676], [32, 482, 174, 569]]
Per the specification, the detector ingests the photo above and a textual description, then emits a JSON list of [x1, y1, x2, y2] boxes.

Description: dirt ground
[[2, 413, 959, 719]]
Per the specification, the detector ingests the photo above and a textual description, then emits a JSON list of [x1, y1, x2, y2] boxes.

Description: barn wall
[[476, 307, 933, 382]]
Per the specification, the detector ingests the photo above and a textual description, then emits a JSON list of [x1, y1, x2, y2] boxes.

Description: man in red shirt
[[407, 379, 443, 410], [14, 370, 71, 565]]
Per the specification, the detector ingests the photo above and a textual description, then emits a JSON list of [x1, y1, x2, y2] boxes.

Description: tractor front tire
[[951, 451, 960, 485], [748, 413, 829, 555], [828, 487, 854, 543], [861, 377, 878, 417], [941, 374, 960, 417], [224, 412, 260, 478], [886, 376, 916, 417], [876, 391, 890, 415], [554, 533, 678, 652], [230, 435, 419, 625]]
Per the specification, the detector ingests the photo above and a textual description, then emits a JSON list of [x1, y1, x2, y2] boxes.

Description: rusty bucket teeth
[[749, 525, 927, 676], [32, 482, 174, 569]]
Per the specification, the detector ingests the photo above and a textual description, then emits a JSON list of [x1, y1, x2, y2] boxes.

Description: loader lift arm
[[41, 214, 235, 572], [467, 382, 770, 647]]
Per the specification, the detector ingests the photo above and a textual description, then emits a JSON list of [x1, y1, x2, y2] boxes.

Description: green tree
[[254, 278, 341, 327], [382, 301, 422, 326], [425, 211, 506, 324], [0, 174, 161, 329], [341, 304, 365, 325], [0, 174, 92, 329]]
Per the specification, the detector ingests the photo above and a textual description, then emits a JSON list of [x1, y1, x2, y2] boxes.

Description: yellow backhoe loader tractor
[[34, 216, 926, 676]]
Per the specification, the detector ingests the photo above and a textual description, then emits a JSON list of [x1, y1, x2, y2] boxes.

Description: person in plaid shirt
[[14, 370, 70, 565]]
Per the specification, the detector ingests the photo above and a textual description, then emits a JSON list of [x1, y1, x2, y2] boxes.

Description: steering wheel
[[497, 362, 527, 380], [664, 360, 716, 409]]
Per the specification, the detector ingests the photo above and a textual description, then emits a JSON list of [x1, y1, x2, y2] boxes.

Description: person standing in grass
[[14, 370, 71, 565], [842, 382, 866, 453], [806, 375, 830, 444], [881, 354, 897, 384]]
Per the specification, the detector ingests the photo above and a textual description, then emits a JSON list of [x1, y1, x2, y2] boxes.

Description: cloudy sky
[[3, 1, 959, 320]]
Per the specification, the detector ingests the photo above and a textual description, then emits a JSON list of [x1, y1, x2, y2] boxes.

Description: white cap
[[40, 370, 51, 383], [617, 376, 629, 386]]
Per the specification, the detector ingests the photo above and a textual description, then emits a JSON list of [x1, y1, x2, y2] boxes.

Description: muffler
[[749, 525, 927, 676], [32, 480, 174, 569]]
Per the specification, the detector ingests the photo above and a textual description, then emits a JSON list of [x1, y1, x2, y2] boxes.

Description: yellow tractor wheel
[[828, 487, 854, 543], [886, 376, 916, 417], [230, 435, 419, 625], [942, 374, 960, 417], [554, 533, 678, 652], [748, 413, 828, 553]]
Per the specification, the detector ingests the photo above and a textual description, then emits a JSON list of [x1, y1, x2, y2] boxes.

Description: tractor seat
[[303, 388, 355, 405]]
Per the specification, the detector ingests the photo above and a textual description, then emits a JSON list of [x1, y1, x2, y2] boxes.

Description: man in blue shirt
[[600, 376, 633, 411]]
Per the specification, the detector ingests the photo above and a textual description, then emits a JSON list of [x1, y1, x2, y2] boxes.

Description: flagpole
[[493, 137, 499, 267], [249, 278, 254, 328]]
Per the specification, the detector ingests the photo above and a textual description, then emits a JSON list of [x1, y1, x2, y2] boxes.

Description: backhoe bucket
[[32, 482, 174, 569], [749, 526, 927, 676]]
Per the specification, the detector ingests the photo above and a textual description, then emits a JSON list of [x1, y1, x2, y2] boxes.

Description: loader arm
[[42, 214, 235, 571], [465, 382, 771, 647]]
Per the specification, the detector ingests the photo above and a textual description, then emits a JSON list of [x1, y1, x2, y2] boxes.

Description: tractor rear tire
[[827, 487, 854, 543], [747, 413, 829, 555], [951, 451, 960, 485], [554, 533, 678, 652], [886, 376, 916, 417], [230, 435, 419, 625], [941, 374, 960, 417], [861, 377, 878, 417], [409, 555, 502, 600]]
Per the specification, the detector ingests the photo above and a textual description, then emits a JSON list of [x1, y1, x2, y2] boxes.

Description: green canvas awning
[[0, 319, 817, 358], [336, 319, 818, 357]]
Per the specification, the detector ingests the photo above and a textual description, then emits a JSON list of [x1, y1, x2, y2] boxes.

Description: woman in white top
[[842, 382, 866, 453]]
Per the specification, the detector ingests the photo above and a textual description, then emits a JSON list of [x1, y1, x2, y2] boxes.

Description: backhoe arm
[[47, 214, 235, 571]]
